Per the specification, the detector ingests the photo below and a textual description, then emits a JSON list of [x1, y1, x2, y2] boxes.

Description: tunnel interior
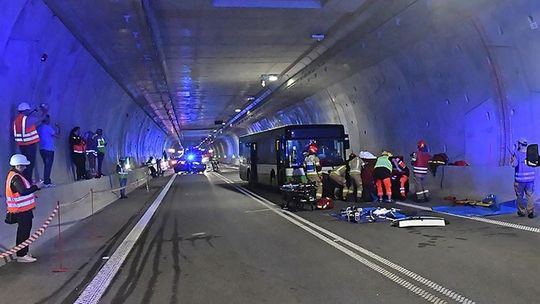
[[1, 0, 540, 198]]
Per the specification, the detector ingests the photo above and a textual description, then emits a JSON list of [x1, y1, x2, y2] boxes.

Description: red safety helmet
[[317, 197, 334, 210], [417, 139, 426, 149], [308, 143, 318, 154], [349, 152, 357, 160]]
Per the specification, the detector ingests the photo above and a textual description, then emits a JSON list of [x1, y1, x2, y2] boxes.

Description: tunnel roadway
[[1, 167, 539, 304]]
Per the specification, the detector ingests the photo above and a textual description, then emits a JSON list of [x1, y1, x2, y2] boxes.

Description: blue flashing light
[[187, 154, 195, 161]]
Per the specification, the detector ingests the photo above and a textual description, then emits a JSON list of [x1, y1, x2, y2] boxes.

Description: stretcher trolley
[[280, 183, 317, 211]]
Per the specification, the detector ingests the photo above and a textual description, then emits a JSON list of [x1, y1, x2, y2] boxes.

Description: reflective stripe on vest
[[5, 171, 36, 213], [13, 114, 40, 145], [515, 152, 535, 183], [97, 138, 105, 148], [413, 166, 428, 175]]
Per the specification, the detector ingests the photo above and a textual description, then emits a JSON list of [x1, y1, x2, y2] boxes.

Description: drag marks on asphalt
[[212, 173, 475, 304]]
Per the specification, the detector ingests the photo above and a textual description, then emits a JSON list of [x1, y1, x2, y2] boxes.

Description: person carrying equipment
[[511, 138, 535, 218], [303, 143, 322, 199], [374, 151, 393, 203], [391, 155, 409, 201], [411, 139, 431, 202], [348, 152, 363, 202], [5, 154, 44, 263]]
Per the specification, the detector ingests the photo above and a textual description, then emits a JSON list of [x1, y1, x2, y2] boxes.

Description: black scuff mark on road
[[170, 218, 181, 304], [141, 218, 167, 303]]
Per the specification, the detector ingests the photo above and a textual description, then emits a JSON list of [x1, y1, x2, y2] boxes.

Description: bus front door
[[249, 143, 258, 183]]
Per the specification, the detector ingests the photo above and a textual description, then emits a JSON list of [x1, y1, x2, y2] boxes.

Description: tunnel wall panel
[[236, 0, 540, 198], [0, 0, 168, 192]]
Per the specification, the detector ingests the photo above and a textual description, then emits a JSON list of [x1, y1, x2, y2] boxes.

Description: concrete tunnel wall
[[218, 0, 540, 200], [0, 0, 170, 189]]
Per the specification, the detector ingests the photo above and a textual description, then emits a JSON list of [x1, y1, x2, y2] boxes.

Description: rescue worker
[[329, 163, 349, 200], [411, 139, 431, 202], [12, 102, 45, 182], [5, 154, 44, 263], [69, 127, 87, 180], [374, 151, 393, 203], [348, 152, 364, 202], [391, 155, 409, 201], [84, 130, 97, 178], [117, 158, 129, 199], [94, 129, 107, 177], [511, 138, 535, 218], [359, 151, 377, 202], [303, 143, 322, 199]]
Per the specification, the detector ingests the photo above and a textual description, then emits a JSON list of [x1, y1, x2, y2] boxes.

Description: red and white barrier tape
[[0, 204, 59, 259]]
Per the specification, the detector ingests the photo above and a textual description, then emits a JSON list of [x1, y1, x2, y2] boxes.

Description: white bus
[[239, 124, 350, 187]]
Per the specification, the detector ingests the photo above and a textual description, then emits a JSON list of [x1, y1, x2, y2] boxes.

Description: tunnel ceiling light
[[235, 108, 242, 113], [268, 75, 278, 82], [168, 148, 176, 153], [246, 96, 255, 101], [261, 79, 266, 87]]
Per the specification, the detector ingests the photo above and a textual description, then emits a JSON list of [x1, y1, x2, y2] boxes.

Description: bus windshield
[[286, 139, 345, 167]]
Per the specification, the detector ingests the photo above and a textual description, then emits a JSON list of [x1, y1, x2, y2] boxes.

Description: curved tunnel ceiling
[[41, 0, 369, 146]]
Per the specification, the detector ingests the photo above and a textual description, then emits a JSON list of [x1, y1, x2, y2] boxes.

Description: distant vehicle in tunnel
[[239, 124, 350, 187], [174, 150, 206, 174]]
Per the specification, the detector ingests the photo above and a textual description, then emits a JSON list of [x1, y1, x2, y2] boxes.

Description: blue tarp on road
[[432, 200, 517, 217]]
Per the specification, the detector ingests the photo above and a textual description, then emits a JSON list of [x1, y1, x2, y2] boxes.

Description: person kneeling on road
[[5, 154, 44, 263]]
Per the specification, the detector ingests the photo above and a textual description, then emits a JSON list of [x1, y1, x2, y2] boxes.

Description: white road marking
[[74, 174, 177, 304], [396, 201, 540, 234], [212, 173, 475, 304], [244, 208, 272, 213]]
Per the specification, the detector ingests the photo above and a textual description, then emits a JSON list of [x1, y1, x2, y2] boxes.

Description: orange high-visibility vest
[[5, 171, 36, 213], [13, 114, 40, 146]]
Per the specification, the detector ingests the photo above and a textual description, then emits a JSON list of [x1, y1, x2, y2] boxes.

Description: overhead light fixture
[[167, 148, 176, 153], [261, 79, 266, 87], [268, 75, 278, 82], [221, 122, 226, 125], [235, 108, 241, 113], [246, 96, 255, 101]]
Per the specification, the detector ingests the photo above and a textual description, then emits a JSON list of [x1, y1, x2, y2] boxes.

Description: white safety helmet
[[518, 138, 528, 146], [359, 151, 376, 159], [17, 102, 31, 112], [10, 154, 31, 166]]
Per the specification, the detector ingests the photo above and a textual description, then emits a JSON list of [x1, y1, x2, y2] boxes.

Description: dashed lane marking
[[395, 201, 540, 234], [74, 174, 177, 304], [212, 173, 475, 304]]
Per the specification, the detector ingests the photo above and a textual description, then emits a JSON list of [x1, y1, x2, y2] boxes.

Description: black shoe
[[528, 212, 535, 219], [517, 211, 526, 217]]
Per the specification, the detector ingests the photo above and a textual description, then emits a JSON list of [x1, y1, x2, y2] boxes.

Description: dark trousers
[[19, 144, 37, 182], [40, 149, 54, 184], [16, 210, 33, 257], [72, 153, 87, 180], [120, 178, 127, 197], [97, 152, 105, 175]]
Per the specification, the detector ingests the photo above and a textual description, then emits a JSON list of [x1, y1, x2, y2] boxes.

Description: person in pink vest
[[411, 139, 432, 202], [5, 154, 43, 263]]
